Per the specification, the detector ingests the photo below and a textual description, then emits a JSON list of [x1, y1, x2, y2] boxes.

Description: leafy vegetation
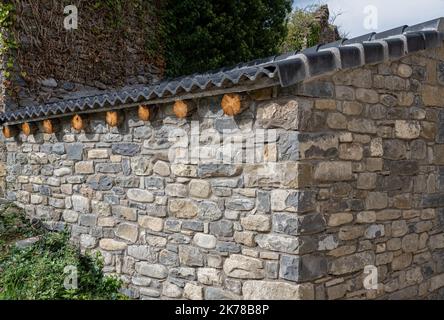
[[279, 4, 342, 52], [1, 1, 347, 93], [280, 5, 322, 52], [0, 204, 126, 300], [0, 1, 17, 82], [0, 203, 42, 259], [163, 0, 292, 77]]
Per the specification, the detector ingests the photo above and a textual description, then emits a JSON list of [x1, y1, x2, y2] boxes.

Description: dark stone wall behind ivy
[[1, 0, 164, 111]]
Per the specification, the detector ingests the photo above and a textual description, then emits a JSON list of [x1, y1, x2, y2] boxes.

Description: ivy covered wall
[[0, 0, 164, 109]]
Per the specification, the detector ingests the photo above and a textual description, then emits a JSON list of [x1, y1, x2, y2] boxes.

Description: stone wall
[[2, 46, 444, 300], [271, 45, 444, 299], [0, 0, 163, 110]]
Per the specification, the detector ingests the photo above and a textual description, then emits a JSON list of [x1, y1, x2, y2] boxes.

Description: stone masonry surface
[[1, 46, 444, 300]]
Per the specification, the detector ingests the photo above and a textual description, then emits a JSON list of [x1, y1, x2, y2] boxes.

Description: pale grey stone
[[193, 233, 217, 249], [198, 201, 223, 221], [189, 179, 211, 198], [179, 245, 204, 267], [223, 254, 264, 279], [72, 195, 90, 213], [127, 189, 154, 203], [128, 245, 157, 262], [243, 281, 314, 300], [135, 262, 168, 279]]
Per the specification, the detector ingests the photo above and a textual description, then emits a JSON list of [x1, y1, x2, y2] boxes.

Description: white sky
[[294, 0, 444, 38]]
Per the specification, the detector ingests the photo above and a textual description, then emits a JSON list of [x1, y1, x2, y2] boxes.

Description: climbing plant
[[0, 0, 165, 98], [0, 1, 17, 83]]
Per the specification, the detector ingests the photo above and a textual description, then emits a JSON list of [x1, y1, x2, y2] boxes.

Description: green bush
[[0, 203, 42, 256], [163, 0, 292, 77], [0, 207, 126, 300], [280, 5, 323, 52], [280, 4, 343, 53]]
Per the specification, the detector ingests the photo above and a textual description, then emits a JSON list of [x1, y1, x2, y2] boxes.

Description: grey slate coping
[[0, 17, 443, 125]]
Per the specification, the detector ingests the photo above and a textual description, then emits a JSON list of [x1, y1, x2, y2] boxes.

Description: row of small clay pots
[[2, 93, 242, 138]]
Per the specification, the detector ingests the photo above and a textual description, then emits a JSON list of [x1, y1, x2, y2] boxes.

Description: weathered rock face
[[2, 47, 444, 300]]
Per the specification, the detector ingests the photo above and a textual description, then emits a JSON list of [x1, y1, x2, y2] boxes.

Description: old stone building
[[0, 18, 444, 300]]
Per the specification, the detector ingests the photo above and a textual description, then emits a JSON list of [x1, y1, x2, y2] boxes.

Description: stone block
[[112, 143, 140, 156], [197, 201, 223, 221], [197, 164, 242, 178], [223, 254, 264, 279], [88, 149, 109, 159], [179, 246, 204, 267], [127, 189, 154, 203], [153, 161, 170, 176], [326, 113, 347, 129], [135, 262, 168, 279], [328, 213, 353, 227], [171, 164, 197, 177], [364, 224, 385, 239], [193, 233, 217, 249], [244, 162, 312, 189], [329, 251, 375, 275], [209, 220, 234, 237], [240, 215, 271, 232], [189, 179, 211, 198], [226, 198, 255, 211], [131, 157, 154, 176], [273, 212, 326, 236], [392, 253, 412, 270], [342, 101, 363, 115], [205, 288, 240, 300], [72, 195, 90, 213], [280, 254, 327, 282], [255, 234, 316, 255], [112, 205, 137, 221], [162, 282, 182, 298], [365, 192, 388, 210], [115, 223, 139, 243], [357, 173, 377, 190], [242, 281, 314, 300], [256, 99, 301, 130], [314, 161, 352, 182], [234, 231, 256, 247], [429, 233, 444, 250], [87, 175, 114, 191], [99, 239, 127, 251], [183, 283, 203, 300], [315, 99, 336, 110], [75, 161, 94, 174], [347, 118, 377, 134], [339, 143, 363, 161], [197, 268, 222, 286], [165, 184, 188, 197], [138, 216, 164, 232], [128, 246, 157, 262], [66, 143, 84, 160], [339, 225, 365, 240]]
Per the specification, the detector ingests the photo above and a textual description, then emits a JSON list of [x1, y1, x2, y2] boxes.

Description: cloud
[[293, 0, 444, 37]]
